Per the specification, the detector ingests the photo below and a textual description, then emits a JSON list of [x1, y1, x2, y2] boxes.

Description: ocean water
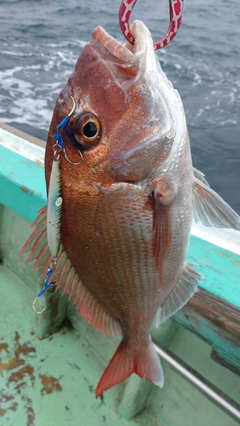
[[0, 0, 239, 213]]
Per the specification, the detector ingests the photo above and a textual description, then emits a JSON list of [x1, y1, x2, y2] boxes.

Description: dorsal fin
[[19, 206, 121, 336], [193, 168, 209, 186]]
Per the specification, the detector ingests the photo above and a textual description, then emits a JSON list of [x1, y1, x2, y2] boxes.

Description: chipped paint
[[40, 374, 63, 395], [0, 332, 65, 425], [0, 333, 36, 424]]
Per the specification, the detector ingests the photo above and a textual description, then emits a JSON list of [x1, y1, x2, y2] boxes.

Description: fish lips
[[87, 23, 174, 181], [86, 20, 156, 87], [72, 20, 158, 99]]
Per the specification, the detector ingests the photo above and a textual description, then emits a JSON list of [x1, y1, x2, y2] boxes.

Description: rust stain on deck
[[0, 343, 8, 351], [9, 365, 35, 384], [0, 332, 36, 423], [0, 332, 66, 424], [0, 333, 35, 380], [0, 408, 6, 417], [0, 331, 67, 424], [0, 402, 18, 417], [40, 374, 63, 395]]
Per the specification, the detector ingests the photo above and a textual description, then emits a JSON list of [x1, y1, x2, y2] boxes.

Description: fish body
[[20, 20, 240, 396]]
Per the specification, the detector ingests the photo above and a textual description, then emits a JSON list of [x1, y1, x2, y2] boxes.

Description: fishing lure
[[32, 96, 82, 313]]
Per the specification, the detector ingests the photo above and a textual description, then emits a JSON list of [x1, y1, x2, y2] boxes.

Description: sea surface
[[0, 0, 239, 213]]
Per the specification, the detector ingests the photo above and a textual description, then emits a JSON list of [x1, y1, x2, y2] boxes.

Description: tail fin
[[96, 338, 164, 397]]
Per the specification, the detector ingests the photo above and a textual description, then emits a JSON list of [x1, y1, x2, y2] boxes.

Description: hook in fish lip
[[54, 95, 84, 165], [68, 96, 76, 117]]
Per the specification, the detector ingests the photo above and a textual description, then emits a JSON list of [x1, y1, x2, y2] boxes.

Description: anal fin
[[19, 207, 121, 337], [156, 263, 202, 326]]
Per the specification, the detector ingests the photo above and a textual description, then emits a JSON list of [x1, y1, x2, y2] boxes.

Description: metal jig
[[119, 0, 184, 50]]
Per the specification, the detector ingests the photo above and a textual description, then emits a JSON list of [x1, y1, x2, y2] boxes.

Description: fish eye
[[72, 113, 101, 148]]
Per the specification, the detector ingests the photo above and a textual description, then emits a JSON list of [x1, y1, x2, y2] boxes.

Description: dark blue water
[[0, 0, 239, 213]]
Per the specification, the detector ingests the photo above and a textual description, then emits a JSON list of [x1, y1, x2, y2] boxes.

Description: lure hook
[[119, 0, 184, 50], [32, 297, 46, 314], [63, 148, 83, 165], [55, 96, 83, 165], [68, 96, 76, 116], [32, 262, 56, 314]]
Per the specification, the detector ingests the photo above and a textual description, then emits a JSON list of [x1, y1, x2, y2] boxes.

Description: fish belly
[[61, 182, 160, 331], [61, 179, 190, 335]]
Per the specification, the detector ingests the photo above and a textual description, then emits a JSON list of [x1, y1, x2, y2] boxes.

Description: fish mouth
[[90, 20, 154, 84]]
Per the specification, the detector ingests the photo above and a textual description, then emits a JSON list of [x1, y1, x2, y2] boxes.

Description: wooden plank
[[174, 288, 240, 374], [188, 235, 240, 309]]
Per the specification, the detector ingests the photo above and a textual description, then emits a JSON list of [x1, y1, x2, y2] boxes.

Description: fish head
[[45, 20, 185, 187]]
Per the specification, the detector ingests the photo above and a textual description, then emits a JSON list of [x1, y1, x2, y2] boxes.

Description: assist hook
[[119, 0, 184, 50], [55, 96, 83, 165]]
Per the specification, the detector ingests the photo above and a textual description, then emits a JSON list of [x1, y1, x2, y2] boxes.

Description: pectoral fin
[[193, 178, 240, 230], [156, 263, 202, 326], [152, 177, 177, 277]]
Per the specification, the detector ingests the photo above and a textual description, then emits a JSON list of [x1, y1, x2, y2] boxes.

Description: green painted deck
[[1, 227, 240, 426], [0, 124, 240, 425], [0, 263, 156, 426]]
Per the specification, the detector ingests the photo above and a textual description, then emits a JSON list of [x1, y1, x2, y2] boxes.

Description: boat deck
[[1, 263, 152, 426], [1, 257, 240, 426], [0, 123, 240, 425]]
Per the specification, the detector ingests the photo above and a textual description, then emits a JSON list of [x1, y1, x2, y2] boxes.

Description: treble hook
[[119, 0, 184, 50]]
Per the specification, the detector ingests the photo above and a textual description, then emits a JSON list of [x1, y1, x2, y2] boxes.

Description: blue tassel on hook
[[32, 267, 55, 314], [37, 269, 55, 298], [55, 115, 71, 149]]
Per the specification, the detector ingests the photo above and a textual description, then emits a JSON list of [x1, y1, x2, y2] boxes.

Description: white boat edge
[[191, 222, 240, 256], [0, 122, 45, 165], [0, 122, 239, 256]]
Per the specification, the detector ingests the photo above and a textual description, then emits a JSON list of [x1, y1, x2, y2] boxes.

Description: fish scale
[[62, 185, 159, 327]]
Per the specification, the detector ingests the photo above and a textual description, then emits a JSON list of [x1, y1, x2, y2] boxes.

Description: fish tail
[[96, 338, 164, 398]]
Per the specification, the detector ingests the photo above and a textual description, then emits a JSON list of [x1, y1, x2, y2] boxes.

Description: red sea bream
[[20, 20, 240, 397]]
